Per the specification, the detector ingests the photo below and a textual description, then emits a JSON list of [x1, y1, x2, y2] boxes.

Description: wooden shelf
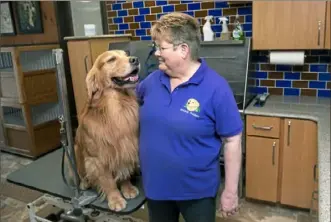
[[0, 146, 32, 158], [0, 71, 15, 77], [15, 44, 60, 52], [0, 98, 20, 107], [22, 68, 56, 76], [3, 124, 26, 131], [201, 39, 245, 46]]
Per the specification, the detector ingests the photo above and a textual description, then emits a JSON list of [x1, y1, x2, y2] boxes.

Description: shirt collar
[[159, 58, 206, 86]]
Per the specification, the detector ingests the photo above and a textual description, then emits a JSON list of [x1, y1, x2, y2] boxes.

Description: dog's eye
[[124, 50, 130, 56], [107, 57, 116, 63]]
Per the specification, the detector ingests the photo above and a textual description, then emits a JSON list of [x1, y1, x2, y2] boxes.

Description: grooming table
[[6, 148, 146, 215]]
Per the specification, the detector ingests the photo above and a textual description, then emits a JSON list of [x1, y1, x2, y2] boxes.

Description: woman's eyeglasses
[[152, 42, 181, 52]]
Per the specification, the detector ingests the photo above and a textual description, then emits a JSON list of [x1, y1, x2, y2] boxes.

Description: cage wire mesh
[[30, 102, 61, 126], [1, 48, 62, 128], [20, 49, 56, 73], [0, 51, 14, 73], [2, 106, 26, 126]]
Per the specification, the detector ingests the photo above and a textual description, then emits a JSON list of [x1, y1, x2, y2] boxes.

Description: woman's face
[[153, 39, 182, 76]]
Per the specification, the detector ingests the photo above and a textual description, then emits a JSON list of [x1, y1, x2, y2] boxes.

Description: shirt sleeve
[[135, 80, 146, 106], [213, 80, 243, 138]]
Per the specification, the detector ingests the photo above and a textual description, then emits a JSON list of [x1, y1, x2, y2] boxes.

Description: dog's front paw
[[121, 184, 139, 199], [108, 193, 127, 212], [79, 179, 90, 190]]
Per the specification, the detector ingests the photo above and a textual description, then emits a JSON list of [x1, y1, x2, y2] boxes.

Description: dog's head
[[85, 50, 140, 100]]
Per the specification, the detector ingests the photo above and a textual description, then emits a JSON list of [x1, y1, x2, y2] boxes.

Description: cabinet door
[[90, 37, 131, 63], [67, 41, 92, 117], [281, 119, 317, 209], [246, 136, 279, 202], [253, 1, 327, 50]]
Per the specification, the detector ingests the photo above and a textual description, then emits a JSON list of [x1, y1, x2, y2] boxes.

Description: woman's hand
[[219, 189, 239, 217]]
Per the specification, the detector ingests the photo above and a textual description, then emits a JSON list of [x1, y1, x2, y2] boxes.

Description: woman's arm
[[222, 133, 242, 194], [218, 133, 242, 217]]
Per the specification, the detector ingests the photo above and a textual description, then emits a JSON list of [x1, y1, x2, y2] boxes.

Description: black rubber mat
[[7, 148, 146, 215]]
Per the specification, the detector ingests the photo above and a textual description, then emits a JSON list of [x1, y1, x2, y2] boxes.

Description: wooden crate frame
[[0, 100, 61, 158], [0, 44, 61, 158], [0, 44, 59, 105]]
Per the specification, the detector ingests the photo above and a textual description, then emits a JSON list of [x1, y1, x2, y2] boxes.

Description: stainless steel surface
[[53, 49, 80, 199], [242, 38, 252, 110]]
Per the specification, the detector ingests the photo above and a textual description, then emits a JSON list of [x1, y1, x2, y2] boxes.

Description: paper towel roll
[[269, 51, 305, 65]]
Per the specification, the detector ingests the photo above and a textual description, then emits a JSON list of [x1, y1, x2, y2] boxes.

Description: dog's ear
[[86, 67, 99, 101]]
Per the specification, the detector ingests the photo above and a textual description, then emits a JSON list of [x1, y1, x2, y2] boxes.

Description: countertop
[[63, 34, 132, 41], [244, 95, 330, 222]]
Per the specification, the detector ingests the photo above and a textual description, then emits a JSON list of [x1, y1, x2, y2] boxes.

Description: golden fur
[[66, 50, 140, 211]]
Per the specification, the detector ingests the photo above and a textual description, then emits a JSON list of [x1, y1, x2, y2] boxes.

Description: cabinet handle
[[272, 141, 276, 166], [317, 20, 321, 46], [252, 124, 273, 130], [287, 121, 291, 146], [84, 55, 89, 75], [313, 164, 318, 182]]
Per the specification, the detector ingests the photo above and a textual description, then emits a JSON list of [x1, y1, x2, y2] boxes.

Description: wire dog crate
[[0, 45, 61, 158]]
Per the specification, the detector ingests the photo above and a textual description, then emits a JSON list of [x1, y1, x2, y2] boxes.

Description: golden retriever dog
[[66, 50, 140, 212]]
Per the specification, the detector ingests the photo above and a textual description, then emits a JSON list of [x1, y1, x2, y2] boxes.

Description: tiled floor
[[1, 151, 36, 222], [1, 150, 317, 222]]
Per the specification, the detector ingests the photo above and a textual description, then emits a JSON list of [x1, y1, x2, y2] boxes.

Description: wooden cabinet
[[65, 35, 131, 117], [246, 136, 280, 202], [0, 45, 61, 158], [245, 115, 317, 210], [280, 118, 317, 209], [253, 1, 330, 50]]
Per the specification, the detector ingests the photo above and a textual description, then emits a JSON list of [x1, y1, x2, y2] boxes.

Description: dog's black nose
[[129, 56, 139, 65]]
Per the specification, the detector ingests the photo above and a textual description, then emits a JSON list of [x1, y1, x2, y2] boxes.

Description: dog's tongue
[[124, 75, 138, 82]]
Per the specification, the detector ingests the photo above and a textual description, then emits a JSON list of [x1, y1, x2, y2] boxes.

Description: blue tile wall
[[106, 1, 331, 98], [250, 50, 330, 97]]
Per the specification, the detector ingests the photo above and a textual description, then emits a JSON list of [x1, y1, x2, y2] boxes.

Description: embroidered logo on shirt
[[180, 98, 200, 118]]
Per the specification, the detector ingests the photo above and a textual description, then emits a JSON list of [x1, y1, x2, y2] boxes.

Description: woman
[[136, 12, 243, 222]]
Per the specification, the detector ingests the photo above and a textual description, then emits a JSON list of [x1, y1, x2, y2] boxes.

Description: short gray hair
[[151, 12, 201, 60]]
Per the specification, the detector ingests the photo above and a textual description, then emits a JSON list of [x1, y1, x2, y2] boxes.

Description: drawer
[[246, 115, 280, 138]]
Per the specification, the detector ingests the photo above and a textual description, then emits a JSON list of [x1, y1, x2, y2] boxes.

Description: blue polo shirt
[[136, 59, 243, 200]]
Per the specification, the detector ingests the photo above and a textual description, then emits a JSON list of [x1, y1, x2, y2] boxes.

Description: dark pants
[[147, 197, 216, 222]]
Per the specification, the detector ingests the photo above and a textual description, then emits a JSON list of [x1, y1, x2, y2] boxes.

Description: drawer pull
[[317, 20, 321, 46], [272, 141, 276, 165], [84, 55, 89, 75], [287, 121, 291, 146], [252, 124, 273, 130]]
